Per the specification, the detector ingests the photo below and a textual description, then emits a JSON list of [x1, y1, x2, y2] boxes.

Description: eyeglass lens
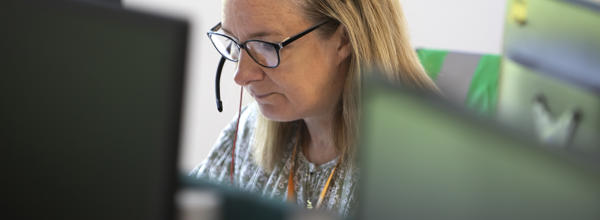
[[209, 34, 279, 67]]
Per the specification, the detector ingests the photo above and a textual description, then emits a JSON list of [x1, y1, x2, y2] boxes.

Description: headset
[[214, 56, 243, 184], [215, 57, 226, 112]]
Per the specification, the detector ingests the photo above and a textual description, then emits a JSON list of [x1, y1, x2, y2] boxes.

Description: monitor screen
[[1, 1, 188, 219], [566, 0, 600, 10], [359, 76, 600, 220]]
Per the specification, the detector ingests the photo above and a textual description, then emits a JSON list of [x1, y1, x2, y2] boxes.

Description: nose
[[234, 50, 264, 86]]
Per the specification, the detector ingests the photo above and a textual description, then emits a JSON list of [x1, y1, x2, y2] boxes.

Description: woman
[[191, 0, 437, 216]]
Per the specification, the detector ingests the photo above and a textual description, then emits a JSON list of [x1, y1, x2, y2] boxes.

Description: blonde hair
[[253, 0, 438, 171]]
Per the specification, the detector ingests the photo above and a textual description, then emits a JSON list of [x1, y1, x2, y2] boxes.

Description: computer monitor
[[1, 1, 188, 220], [497, 0, 600, 152], [359, 75, 600, 220]]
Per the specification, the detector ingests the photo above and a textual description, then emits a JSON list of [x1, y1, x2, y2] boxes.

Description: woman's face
[[223, 0, 350, 121]]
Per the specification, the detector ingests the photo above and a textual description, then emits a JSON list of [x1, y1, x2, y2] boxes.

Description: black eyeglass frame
[[207, 21, 328, 68]]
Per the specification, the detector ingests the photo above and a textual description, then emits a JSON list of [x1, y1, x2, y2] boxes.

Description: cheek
[[262, 40, 344, 118], [285, 66, 343, 115], [302, 54, 342, 97]]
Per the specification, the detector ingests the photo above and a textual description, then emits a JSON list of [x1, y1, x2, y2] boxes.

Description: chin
[[256, 102, 300, 122]]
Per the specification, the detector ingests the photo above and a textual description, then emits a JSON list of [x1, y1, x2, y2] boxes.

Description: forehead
[[222, 0, 307, 40]]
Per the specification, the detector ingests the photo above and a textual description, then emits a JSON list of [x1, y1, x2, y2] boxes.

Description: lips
[[253, 92, 274, 99], [248, 88, 272, 98]]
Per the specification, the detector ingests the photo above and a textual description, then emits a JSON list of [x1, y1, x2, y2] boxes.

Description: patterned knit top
[[189, 103, 358, 217]]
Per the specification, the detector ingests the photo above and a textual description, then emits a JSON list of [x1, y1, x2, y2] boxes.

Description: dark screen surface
[[1, 1, 188, 219], [359, 76, 600, 220]]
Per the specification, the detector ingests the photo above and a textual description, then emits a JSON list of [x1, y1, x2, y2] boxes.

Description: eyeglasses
[[207, 21, 328, 68]]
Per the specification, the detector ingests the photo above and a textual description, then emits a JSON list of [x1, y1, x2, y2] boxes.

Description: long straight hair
[[253, 0, 438, 171]]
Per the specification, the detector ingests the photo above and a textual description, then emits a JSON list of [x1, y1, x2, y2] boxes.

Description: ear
[[333, 25, 351, 64]]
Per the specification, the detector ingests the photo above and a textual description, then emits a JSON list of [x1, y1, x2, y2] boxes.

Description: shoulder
[[189, 103, 260, 182]]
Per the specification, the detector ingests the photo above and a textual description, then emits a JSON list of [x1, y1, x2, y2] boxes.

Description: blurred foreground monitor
[[359, 75, 600, 220], [1, 0, 187, 219], [498, 0, 600, 152], [178, 176, 339, 220]]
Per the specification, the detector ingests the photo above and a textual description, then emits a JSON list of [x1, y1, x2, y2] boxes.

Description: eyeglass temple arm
[[215, 56, 226, 112], [211, 22, 222, 32], [280, 21, 328, 47]]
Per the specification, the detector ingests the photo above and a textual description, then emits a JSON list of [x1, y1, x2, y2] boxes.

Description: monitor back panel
[[1, 1, 188, 219], [359, 77, 600, 220], [498, 0, 600, 152]]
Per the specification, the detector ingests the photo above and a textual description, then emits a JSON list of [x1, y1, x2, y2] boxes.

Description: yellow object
[[511, 0, 528, 25]]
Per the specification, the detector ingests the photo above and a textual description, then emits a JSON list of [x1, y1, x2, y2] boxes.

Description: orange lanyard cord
[[316, 163, 339, 208], [286, 143, 298, 202]]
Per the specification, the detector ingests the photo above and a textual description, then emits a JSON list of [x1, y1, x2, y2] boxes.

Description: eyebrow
[[221, 27, 280, 41]]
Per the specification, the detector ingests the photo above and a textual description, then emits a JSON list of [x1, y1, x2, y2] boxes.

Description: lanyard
[[229, 87, 244, 184], [286, 141, 340, 209]]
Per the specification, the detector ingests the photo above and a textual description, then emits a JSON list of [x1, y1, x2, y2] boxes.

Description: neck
[[302, 112, 339, 165]]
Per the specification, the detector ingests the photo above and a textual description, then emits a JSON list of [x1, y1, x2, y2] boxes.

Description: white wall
[[401, 0, 507, 54], [123, 0, 507, 171]]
